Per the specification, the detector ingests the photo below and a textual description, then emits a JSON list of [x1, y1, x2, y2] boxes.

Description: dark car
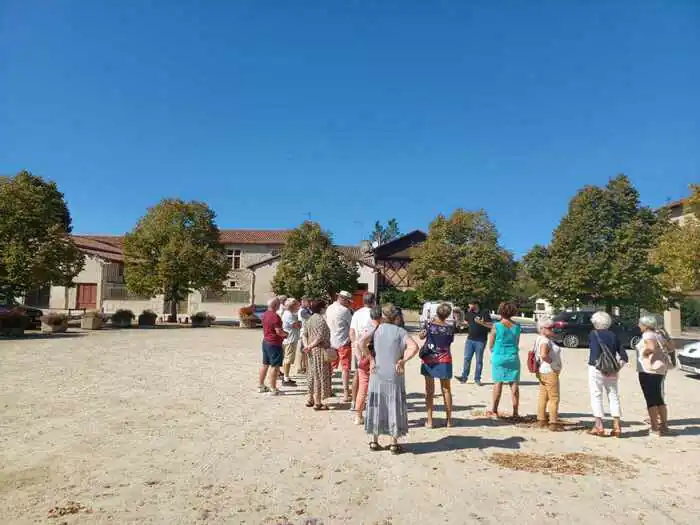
[[0, 302, 43, 329], [552, 311, 641, 349]]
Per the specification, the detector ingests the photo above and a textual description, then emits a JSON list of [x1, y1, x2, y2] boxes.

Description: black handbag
[[593, 331, 621, 375]]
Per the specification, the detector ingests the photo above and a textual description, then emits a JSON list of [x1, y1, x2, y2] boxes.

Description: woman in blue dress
[[418, 303, 455, 428], [487, 302, 522, 418]]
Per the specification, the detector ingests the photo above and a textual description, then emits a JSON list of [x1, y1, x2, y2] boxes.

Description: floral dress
[[420, 322, 454, 379], [303, 313, 332, 402]]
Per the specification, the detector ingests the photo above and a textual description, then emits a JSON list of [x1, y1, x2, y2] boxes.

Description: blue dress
[[420, 322, 454, 379], [491, 322, 521, 383]]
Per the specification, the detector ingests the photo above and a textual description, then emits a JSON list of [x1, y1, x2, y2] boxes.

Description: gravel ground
[[1, 327, 699, 525]]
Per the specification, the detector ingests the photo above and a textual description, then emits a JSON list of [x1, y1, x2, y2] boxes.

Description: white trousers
[[588, 366, 621, 418]]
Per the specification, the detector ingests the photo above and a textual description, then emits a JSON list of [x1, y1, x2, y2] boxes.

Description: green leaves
[[409, 210, 515, 309], [531, 174, 672, 311], [370, 219, 402, 245], [123, 199, 230, 308], [272, 221, 359, 300], [0, 171, 84, 297]]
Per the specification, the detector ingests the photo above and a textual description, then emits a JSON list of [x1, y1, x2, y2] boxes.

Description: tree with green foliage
[[0, 170, 84, 299], [651, 185, 700, 292], [272, 221, 359, 301], [123, 199, 230, 320], [511, 261, 540, 313], [409, 210, 515, 309], [529, 174, 672, 311], [369, 219, 401, 246]]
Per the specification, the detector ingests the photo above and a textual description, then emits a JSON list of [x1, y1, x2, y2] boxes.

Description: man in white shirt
[[349, 292, 376, 411], [281, 298, 301, 387], [325, 291, 354, 401]]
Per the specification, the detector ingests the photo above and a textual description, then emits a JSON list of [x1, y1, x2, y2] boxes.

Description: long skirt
[[307, 348, 332, 402], [364, 374, 409, 438]]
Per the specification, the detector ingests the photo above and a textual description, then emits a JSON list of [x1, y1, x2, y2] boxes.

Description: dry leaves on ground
[[489, 452, 637, 478], [48, 501, 92, 518]]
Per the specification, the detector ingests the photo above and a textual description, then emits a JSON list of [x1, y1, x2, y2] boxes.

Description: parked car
[[420, 301, 463, 332], [678, 341, 700, 376], [0, 299, 43, 330], [551, 310, 642, 349], [251, 304, 267, 327]]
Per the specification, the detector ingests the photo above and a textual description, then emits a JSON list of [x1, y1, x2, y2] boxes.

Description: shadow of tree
[[406, 435, 526, 454]]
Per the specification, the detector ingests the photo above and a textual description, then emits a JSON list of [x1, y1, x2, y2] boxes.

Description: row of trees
[[3, 170, 698, 318]]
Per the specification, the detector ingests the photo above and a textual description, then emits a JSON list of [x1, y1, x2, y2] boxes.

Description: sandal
[[485, 411, 499, 418], [389, 444, 403, 455], [369, 441, 381, 451], [305, 401, 314, 408], [313, 405, 329, 411], [588, 427, 606, 437]]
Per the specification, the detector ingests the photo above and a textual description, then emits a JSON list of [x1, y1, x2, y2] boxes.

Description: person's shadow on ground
[[405, 435, 526, 454]]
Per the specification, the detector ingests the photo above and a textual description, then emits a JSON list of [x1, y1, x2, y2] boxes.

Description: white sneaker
[[267, 389, 282, 396], [257, 386, 271, 394], [353, 415, 364, 426]]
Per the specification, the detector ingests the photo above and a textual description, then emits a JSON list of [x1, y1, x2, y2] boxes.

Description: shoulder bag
[[527, 338, 540, 374], [593, 331, 621, 375]]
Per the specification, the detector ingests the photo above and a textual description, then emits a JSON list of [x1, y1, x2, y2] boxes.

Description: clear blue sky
[[1, 1, 698, 256]]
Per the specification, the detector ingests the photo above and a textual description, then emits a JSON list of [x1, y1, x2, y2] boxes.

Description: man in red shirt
[[259, 297, 288, 395]]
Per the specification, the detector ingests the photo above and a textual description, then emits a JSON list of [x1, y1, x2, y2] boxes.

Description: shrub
[[138, 309, 158, 326], [379, 287, 422, 310], [681, 298, 700, 328], [192, 311, 215, 323], [112, 309, 135, 323], [42, 313, 68, 327], [239, 306, 255, 318]]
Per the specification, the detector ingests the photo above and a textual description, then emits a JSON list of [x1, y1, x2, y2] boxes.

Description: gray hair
[[381, 303, 402, 325], [369, 306, 382, 321], [436, 303, 452, 320], [639, 314, 659, 331], [537, 316, 555, 333], [363, 292, 376, 307], [284, 298, 298, 308], [591, 311, 612, 330], [267, 297, 280, 309]]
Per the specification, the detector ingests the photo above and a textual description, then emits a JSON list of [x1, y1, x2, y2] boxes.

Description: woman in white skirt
[[587, 311, 629, 437], [361, 304, 419, 454]]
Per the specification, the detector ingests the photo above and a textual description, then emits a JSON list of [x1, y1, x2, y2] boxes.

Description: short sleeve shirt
[[465, 310, 492, 342], [637, 331, 664, 373], [326, 302, 353, 349], [282, 310, 300, 345], [263, 311, 284, 346]]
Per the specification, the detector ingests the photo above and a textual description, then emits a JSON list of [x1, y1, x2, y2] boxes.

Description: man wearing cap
[[325, 291, 354, 401]]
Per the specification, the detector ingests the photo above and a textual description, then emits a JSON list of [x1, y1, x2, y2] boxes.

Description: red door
[[352, 285, 369, 310], [76, 284, 97, 309]]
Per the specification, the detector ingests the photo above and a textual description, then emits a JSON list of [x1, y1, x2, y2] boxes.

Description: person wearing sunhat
[[325, 290, 355, 401]]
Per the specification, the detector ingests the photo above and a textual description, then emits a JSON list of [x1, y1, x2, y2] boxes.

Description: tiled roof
[[219, 230, 290, 245], [71, 235, 124, 262], [336, 246, 376, 267]]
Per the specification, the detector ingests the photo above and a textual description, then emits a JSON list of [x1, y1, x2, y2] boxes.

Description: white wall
[[358, 264, 377, 294], [252, 262, 278, 305]]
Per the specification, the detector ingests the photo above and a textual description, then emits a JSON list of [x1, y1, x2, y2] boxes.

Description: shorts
[[331, 344, 352, 371], [283, 342, 298, 365], [262, 341, 283, 367]]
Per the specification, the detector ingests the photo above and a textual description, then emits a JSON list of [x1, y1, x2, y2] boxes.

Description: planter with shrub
[[111, 309, 135, 328], [41, 313, 68, 333], [81, 311, 104, 330], [191, 311, 215, 327], [239, 306, 259, 328], [138, 309, 158, 327], [0, 307, 28, 337]]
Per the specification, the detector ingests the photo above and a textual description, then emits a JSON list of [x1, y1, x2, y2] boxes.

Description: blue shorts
[[262, 341, 283, 367]]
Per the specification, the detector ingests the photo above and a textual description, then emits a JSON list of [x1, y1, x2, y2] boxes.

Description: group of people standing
[[258, 293, 676, 454]]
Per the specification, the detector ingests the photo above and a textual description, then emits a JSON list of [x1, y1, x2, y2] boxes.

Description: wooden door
[[352, 285, 369, 310], [76, 283, 97, 310]]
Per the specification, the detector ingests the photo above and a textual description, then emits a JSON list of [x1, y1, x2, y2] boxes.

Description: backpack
[[657, 329, 677, 370], [593, 331, 621, 375]]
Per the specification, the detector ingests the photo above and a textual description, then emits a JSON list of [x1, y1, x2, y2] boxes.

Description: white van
[[420, 301, 463, 331]]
